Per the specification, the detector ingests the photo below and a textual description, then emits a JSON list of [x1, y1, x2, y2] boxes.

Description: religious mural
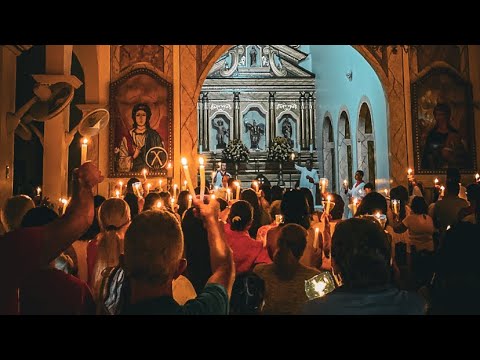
[[109, 67, 173, 177]]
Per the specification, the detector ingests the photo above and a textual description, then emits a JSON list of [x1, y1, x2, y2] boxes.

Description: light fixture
[[346, 70, 353, 82]]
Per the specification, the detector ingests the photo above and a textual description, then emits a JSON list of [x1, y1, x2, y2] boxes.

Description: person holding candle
[[344, 170, 366, 218], [295, 159, 320, 205], [213, 162, 231, 188], [117, 103, 164, 173]]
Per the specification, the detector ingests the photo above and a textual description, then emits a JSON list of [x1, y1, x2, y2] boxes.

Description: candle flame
[[167, 162, 172, 169], [119, 181, 123, 187], [115, 190, 120, 198], [147, 183, 151, 189], [156, 201, 162, 208], [199, 157, 204, 166], [82, 138, 88, 145], [142, 168, 147, 175], [188, 194, 193, 200], [434, 178, 439, 184], [315, 227, 320, 234], [181, 157, 188, 166], [234, 181, 240, 187], [327, 195, 331, 201], [407, 168, 412, 175], [375, 212, 381, 218], [440, 186, 445, 190], [475, 173, 479, 179], [211, 194, 216, 200]]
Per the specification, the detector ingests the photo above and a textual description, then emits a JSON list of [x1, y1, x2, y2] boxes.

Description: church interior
[[1, 45, 480, 315]]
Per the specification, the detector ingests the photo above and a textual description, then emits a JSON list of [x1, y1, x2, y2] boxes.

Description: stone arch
[[322, 113, 336, 192], [338, 110, 353, 188], [356, 99, 376, 186]]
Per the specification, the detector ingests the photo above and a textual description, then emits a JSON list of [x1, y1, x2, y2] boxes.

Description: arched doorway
[[357, 101, 375, 186], [338, 110, 353, 188], [322, 114, 336, 192]]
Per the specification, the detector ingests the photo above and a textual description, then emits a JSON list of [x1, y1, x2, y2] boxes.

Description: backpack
[[98, 254, 130, 315]]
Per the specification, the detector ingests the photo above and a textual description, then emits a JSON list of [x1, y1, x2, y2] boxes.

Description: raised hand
[[74, 161, 104, 189]]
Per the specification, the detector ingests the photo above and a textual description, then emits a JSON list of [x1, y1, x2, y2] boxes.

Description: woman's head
[[275, 223, 308, 262], [410, 196, 428, 215], [142, 192, 162, 212], [126, 178, 141, 194], [1, 195, 35, 232], [356, 192, 387, 217], [300, 187, 315, 215], [433, 102, 452, 126], [131, 103, 152, 129], [280, 189, 310, 229], [230, 272, 265, 315], [228, 200, 253, 232], [332, 218, 391, 289], [329, 193, 345, 220], [176, 190, 190, 218], [98, 198, 131, 233]]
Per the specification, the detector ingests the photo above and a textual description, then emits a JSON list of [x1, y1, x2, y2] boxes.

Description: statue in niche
[[250, 47, 257, 67], [245, 120, 265, 150], [282, 118, 294, 148], [213, 118, 229, 149]]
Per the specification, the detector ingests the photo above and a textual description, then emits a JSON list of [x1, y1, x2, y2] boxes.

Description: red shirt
[[20, 268, 95, 315], [0, 227, 47, 314], [224, 223, 272, 274]]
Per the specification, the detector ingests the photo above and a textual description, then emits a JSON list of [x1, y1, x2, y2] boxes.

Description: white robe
[[345, 181, 365, 218], [213, 170, 231, 188], [295, 164, 319, 205]]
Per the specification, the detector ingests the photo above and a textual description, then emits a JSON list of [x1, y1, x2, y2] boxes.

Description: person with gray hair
[[1, 195, 35, 233]]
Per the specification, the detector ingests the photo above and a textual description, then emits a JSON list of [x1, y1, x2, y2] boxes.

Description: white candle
[[321, 179, 327, 193], [158, 179, 163, 190], [181, 157, 196, 196], [61, 198, 68, 215], [81, 138, 88, 165], [199, 156, 205, 201], [392, 199, 399, 215], [475, 173, 479, 181], [325, 195, 332, 215], [234, 181, 240, 200], [440, 185, 445, 197], [226, 188, 231, 202], [383, 189, 388, 197], [291, 153, 295, 161], [142, 168, 148, 182], [173, 184, 178, 198], [170, 197, 175, 208], [115, 190, 120, 198], [119, 181, 124, 193], [313, 227, 320, 249], [352, 197, 358, 216], [36, 187, 41, 197], [211, 194, 216, 201], [188, 194, 193, 208], [167, 162, 173, 178], [146, 183, 151, 195]]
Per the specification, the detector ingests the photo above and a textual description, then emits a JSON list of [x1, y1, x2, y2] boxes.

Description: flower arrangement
[[267, 136, 294, 162], [222, 139, 250, 163]]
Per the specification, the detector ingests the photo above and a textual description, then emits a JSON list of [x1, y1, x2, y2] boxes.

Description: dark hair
[[21, 206, 58, 228], [181, 208, 211, 294], [94, 195, 106, 209], [299, 188, 315, 215], [466, 184, 480, 224], [410, 196, 428, 215], [356, 192, 387, 217], [176, 190, 190, 218], [429, 222, 480, 314], [131, 103, 152, 129], [364, 182, 374, 191], [126, 178, 141, 194], [332, 218, 391, 289], [143, 192, 162, 212], [240, 189, 261, 237], [123, 193, 139, 218], [356, 170, 364, 177], [446, 167, 461, 183], [446, 180, 460, 196], [229, 200, 253, 232], [260, 184, 272, 204], [329, 193, 345, 220], [216, 197, 228, 212], [433, 102, 451, 118], [281, 190, 310, 230], [273, 224, 308, 281], [271, 185, 284, 202], [230, 272, 265, 315]]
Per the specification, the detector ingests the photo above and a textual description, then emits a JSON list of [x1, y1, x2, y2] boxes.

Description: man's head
[[220, 162, 227, 172], [306, 159, 313, 171], [124, 210, 186, 287], [1, 195, 35, 232], [355, 170, 364, 182], [364, 182, 374, 194]]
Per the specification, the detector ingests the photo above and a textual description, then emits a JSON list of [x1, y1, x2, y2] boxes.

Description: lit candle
[[325, 195, 332, 215], [115, 190, 120, 198], [291, 153, 295, 161], [252, 180, 259, 193], [61, 198, 68, 215], [321, 179, 327, 193], [142, 168, 147, 182], [199, 156, 205, 201], [36, 187, 41, 197], [226, 188, 231, 202], [181, 157, 196, 196], [158, 179, 162, 190], [352, 197, 358, 216], [167, 161, 173, 179], [343, 179, 348, 188], [407, 168, 413, 176], [440, 185, 445, 197], [146, 183, 151, 195], [80, 138, 88, 165], [313, 227, 320, 249], [434, 178, 439, 186], [188, 194, 193, 208], [475, 173, 479, 182], [211, 194, 216, 200], [170, 197, 175, 208], [173, 184, 178, 198], [156, 200, 162, 209], [392, 199, 399, 215], [383, 189, 388, 197], [234, 181, 240, 200], [183, 180, 187, 191], [119, 181, 124, 193]]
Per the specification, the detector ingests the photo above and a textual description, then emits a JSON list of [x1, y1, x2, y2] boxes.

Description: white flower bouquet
[[267, 136, 294, 162], [222, 139, 250, 163]]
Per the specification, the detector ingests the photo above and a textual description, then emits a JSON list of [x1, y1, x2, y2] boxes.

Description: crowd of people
[[1, 161, 479, 315]]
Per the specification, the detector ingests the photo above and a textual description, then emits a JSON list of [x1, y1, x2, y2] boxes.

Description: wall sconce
[[346, 70, 353, 82]]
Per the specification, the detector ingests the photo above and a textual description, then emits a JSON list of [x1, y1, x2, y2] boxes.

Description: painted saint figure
[[117, 103, 164, 173], [245, 120, 265, 150], [250, 47, 257, 67], [213, 118, 229, 149], [282, 118, 294, 148]]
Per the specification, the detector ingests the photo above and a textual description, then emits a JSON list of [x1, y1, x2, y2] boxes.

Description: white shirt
[[214, 170, 231, 188], [347, 181, 366, 200], [295, 164, 319, 203]]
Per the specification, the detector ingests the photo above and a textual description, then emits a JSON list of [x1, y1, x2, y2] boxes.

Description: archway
[[322, 114, 336, 192], [338, 110, 353, 187], [357, 101, 375, 185]]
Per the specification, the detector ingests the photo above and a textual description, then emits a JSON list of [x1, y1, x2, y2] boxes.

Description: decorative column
[[308, 92, 315, 150], [299, 92, 307, 149], [198, 93, 204, 152], [268, 91, 276, 145], [204, 93, 210, 152], [233, 91, 241, 140], [0, 46, 18, 209]]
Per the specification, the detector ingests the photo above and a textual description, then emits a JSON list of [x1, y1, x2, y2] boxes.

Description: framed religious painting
[[109, 67, 173, 178], [411, 67, 477, 174]]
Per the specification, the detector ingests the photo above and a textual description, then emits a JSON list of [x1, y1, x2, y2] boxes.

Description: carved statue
[[245, 120, 265, 150], [213, 118, 229, 149], [250, 47, 257, 67], [282, 118, 294, 148]]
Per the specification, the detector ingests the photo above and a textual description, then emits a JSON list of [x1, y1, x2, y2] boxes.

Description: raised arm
[[41, 162, 104, 264], [194, 198, 235, 298]]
